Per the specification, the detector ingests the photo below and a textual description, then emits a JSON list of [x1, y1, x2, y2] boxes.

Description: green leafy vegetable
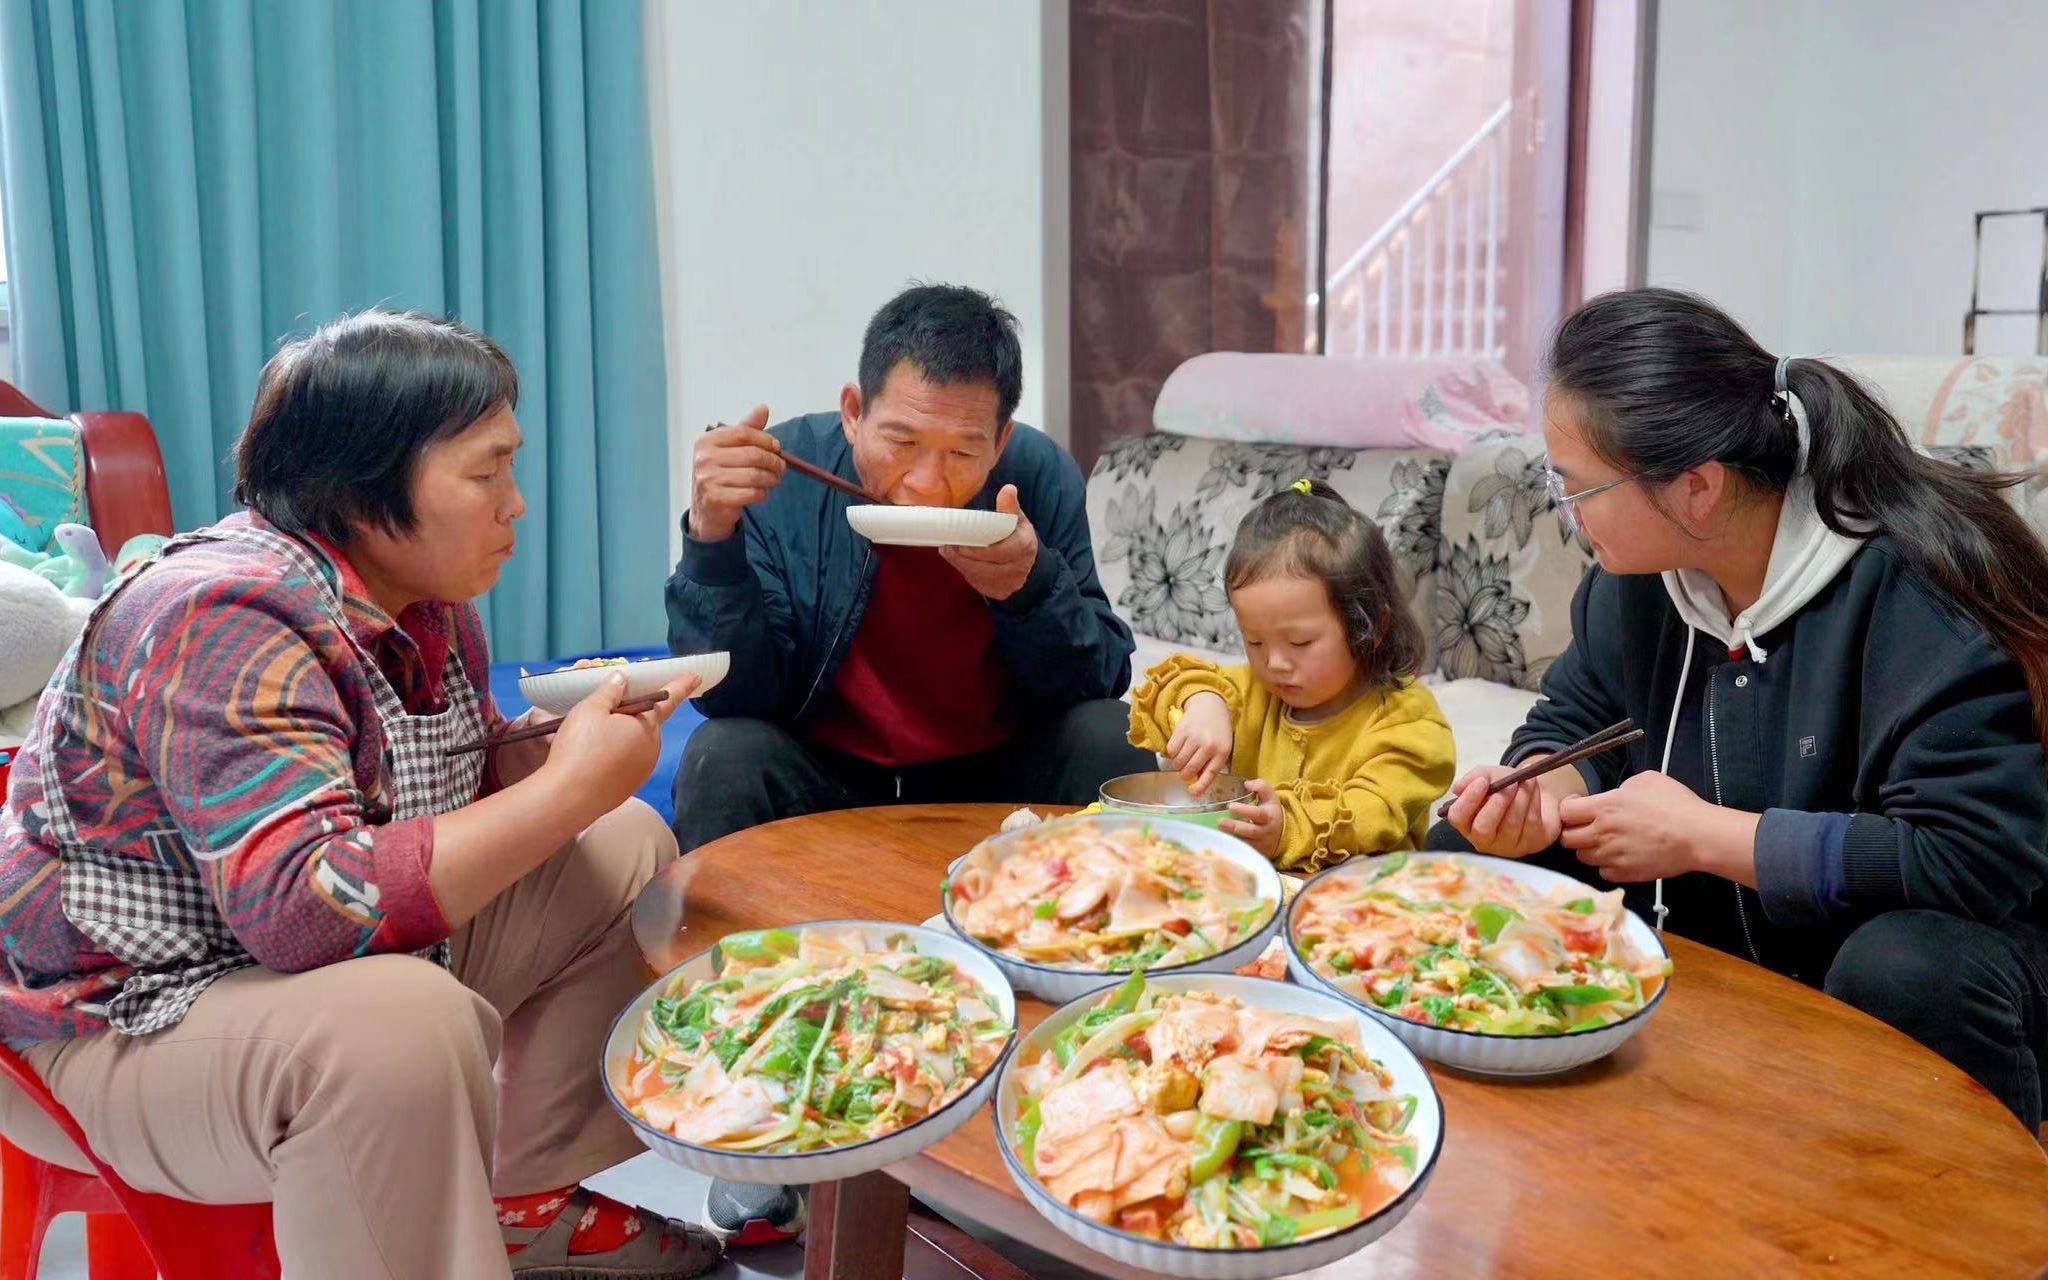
[[1291, 1204, 1362, 1236], [1188, 1117, 1243, 1184], [719, 928, 799, 963], [1101, 969, 1147, 1015], [1258, 1213, 1300, 1246], [1017, 1096, 1043, 1166], [1545, 984, 1624, 1005], [1470, 900, 1518, 943]]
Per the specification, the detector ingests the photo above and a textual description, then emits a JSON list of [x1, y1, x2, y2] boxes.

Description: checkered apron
[[44, 523, 487, 1034]]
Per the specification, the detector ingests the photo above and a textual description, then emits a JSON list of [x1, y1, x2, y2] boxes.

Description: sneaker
[[703, 1179, 807, 1247]]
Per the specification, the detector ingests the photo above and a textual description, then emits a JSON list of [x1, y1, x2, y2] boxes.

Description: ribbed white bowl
[[845, 504, 1018, 547], [518, 651, 729, 717], [600, 920, 1016, 1184], [992, 973, 1443, 1279], [940, 815, 1284, 1003], [1284, 853, 1671, 1076]]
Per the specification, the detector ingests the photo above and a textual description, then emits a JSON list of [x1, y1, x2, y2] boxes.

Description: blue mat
[[487, 645, 701, 827]]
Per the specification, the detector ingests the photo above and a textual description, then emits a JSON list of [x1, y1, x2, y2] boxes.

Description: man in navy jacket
[[665, 284, 1150, 850]]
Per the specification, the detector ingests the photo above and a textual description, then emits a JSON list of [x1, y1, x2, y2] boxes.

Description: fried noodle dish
[[1011, 973, 1419, 1247], [1293, 854, 1668, 1035], [620, 928, 1011, 1152], [950, 821, 1272, 972]]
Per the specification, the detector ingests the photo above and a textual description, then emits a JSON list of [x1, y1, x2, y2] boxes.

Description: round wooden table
[[635, 805, 2048, 1280]]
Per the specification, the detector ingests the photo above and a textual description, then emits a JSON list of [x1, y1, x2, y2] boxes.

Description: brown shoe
[[505, 1187, 722, 1279]]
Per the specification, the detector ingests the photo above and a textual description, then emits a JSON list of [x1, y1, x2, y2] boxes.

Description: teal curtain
[[0, 0, 670, 659]]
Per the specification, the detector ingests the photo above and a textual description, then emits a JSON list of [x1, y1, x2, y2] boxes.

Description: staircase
[[1322, 100, 1511, 361]]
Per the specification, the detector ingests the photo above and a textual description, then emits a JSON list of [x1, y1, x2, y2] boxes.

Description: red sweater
[[804, 547, 1013, 766]]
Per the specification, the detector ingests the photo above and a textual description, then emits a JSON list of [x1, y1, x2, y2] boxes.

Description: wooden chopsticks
[[443, 690, 671, 758], [780, 452, 892, 506], [1436, 718, 1644, 818], [704, 422, 892, 506]]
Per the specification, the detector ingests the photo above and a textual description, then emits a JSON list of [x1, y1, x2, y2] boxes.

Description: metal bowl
[[1099, 770, 1250, 824]]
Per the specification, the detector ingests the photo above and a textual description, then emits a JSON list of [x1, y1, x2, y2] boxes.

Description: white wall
[[1647, 0, 2048, 356], [645, 0, 1068, 558], [1577, 0, 1646, 299]]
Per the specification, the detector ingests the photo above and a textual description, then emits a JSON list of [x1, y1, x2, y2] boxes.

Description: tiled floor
[[30, 1153, 1113, 1279]]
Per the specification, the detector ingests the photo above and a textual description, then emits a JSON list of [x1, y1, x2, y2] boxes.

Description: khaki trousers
[[0, 799, 674, 1280]]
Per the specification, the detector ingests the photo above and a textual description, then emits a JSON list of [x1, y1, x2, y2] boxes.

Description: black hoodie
[[1508, 536, 2048, 985]]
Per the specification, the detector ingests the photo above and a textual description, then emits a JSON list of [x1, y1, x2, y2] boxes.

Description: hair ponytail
[[1790, 356, 2048, 742], [1549, 288, 2048, 750]]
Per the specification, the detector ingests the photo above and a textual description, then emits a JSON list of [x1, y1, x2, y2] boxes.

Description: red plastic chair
[[0, 1043, 278, 1279]]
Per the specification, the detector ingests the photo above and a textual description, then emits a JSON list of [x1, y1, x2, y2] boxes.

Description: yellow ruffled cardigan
[[1127, 655, 1456, 872]]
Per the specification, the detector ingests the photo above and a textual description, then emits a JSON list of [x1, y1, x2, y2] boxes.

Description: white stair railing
[[1323, 100, 1511, 361]]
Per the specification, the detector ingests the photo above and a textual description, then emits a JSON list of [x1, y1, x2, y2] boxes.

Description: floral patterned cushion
[[1433, 436, 1594, 692], [1086, 433, 1451, 657]]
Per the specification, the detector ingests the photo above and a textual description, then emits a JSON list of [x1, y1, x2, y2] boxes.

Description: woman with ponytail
[[1439, 288, 2048, 1129]]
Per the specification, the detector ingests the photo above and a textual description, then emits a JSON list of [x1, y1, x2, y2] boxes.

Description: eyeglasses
[[1544, 467, 1636, 533]]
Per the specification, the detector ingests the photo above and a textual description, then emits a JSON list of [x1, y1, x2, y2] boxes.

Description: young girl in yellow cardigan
[[1128, 479, 1455, 871]]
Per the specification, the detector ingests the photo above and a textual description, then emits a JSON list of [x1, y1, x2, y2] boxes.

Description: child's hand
[[1221, 778, 1284, 858], [1165, 691, 1235, 796]]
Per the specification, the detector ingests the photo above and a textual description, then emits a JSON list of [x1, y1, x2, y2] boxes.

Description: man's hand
[[940, 485, 1039, 601], [688, 405, 781, 543]]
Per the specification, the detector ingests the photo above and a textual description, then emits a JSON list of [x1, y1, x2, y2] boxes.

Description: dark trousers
[[672, 698, 1155, 853], [1424, 822, 2048, 1131]]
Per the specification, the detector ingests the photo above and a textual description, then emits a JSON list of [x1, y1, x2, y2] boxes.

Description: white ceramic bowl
[[992, 973, 1444, 1280], [1284, 853, 1671, 1076], [939, 815, 1284, 1003], [846, 504, 1019, 547], [518, 651, 729, 717], [600, 920, 1017, 1184]]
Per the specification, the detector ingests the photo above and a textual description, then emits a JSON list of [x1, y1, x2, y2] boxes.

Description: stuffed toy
[[0, 559, 93, 745], [2, 524, 166, 600], [30, 523, 111, 598]]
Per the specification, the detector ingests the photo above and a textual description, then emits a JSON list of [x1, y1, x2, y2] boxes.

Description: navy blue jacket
[[665, 412, 1135, 728], [1511, 538, 2048, 983]]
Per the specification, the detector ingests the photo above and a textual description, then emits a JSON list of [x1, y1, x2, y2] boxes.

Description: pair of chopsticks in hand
[[1435, 718, 1645, 819], [703, 422, 892, 506], [443, 691, 671, 758]]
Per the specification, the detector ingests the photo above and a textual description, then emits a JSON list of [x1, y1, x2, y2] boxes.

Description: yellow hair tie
[[1291, 479, 1313, 495]]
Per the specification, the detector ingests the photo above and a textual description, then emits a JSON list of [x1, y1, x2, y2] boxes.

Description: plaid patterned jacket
[[0, 514, 506, 1042]]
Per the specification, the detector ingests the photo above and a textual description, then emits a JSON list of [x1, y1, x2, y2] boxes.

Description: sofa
[[1085, 354, 2048, 793]]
